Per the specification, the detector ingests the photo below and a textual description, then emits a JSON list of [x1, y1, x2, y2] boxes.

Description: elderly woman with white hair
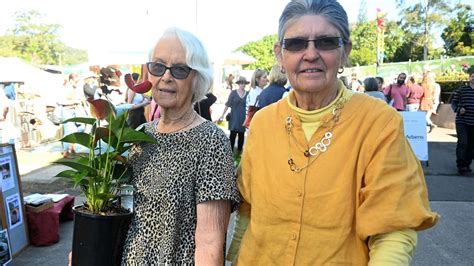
[[121, 27, 240, 264]]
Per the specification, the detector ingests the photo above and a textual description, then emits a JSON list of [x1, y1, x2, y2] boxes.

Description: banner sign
[[401, 111, 428, 161]]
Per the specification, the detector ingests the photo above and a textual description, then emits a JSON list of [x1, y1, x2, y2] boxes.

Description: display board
[[401, 111, 429, 161], [0, 143, 28, 257]]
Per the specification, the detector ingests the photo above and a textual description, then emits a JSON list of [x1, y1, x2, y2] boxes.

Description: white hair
[[149, 27, 213, 104]]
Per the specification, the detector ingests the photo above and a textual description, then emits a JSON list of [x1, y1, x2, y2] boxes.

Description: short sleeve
[[357, 114, 439, 240], [195, 127, 240, 212], [225, 91, 234, 108]]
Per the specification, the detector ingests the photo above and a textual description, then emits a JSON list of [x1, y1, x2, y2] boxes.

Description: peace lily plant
[[55, 95, 156, 214]]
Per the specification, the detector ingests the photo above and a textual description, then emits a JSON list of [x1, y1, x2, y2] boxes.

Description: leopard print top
[[121, 120, 240, 264]]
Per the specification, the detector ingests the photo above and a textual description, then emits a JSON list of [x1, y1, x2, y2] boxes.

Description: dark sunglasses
[[282, 37, 344, 52], [146, 62, 193, 79]]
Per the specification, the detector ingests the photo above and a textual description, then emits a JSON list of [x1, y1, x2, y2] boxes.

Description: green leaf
[[62, 117, 96, 125], [121, 128, 157, 144], [55, 170, 89, 187], [60, 132, 92, 148], [54, 160, 97, 176], [55, 169, 80, 178]]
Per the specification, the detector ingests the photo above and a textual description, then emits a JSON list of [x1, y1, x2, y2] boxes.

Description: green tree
[[0, 35, 17, 57], [396, 0, 451, 60], [237, 35, 278, 71], [441, 3, 473, 56], [349, 21, 377, 66], [10, 10, 63, 64], [62, 46, 89, 65], [392, 31, 425, 61], [349, 20, 405, 65], [0, 10, 87, 65], [383, 20, 406, 62]]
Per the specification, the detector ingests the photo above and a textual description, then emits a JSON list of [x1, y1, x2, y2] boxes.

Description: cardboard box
[[25, 201, 54, 213]]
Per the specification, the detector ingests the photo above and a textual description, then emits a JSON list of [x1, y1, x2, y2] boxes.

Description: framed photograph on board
[[0, 229, 12, 265], [0, 158, 14, 192], [6, 193, 22, 230]]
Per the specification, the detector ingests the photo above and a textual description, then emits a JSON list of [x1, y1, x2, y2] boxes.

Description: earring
[[337, 66, 344, 74], [280, 67, 286, 74]]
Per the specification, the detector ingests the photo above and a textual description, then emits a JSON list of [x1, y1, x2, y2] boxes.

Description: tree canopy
[[349, 0, 472, 65], [397, 0, 452, 60], [237, 35, 278, 71], [0, 10, 87, 66], [441, 3, 473, 56]]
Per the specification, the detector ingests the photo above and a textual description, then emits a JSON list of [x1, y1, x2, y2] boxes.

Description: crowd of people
[[337, 69, 443, 133], [51, 0, 474, 264]]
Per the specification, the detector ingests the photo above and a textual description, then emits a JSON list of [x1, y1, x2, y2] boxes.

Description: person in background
[[126, 73, 150, 129], [58, 73, 82, 158], [226, 74, 235, 90], [383, 72, 409, 111], [3, 82, 16, 101], [406, 75, 424, 112], [246, 69, 268, 116], [350, 72, 363, 92], [375, 76, 384, 91], [364, 77, 386, 101], [148, 98, 160, 122], [258, 64, 288, 108], [83, 72, 100, 100], [0, 88, 10, 143], [451, 69, 474, 175], [120, 27, 240, 264], [432, 76, 441, 114], [227, 0, 438, 264], [194, 92, 217, 121], [218, 76, 249, 154], [420, 72, 437, 132]]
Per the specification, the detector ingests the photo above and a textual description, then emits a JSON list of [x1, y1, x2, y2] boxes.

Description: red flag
[[376, 8, 385, 30]]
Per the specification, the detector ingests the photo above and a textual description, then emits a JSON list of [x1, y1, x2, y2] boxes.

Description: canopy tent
[[62, 63, 91, 76], [0, 57, 64, 101], [0, 57, 66, 145]]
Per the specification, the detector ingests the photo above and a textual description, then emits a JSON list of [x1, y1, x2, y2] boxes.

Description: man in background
[[384, 72, 409, 111]]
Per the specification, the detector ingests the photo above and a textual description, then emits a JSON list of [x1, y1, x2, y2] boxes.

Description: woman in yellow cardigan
[[227, 0, 438, 264]]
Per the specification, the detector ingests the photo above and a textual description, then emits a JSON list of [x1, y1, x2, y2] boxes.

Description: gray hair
[[363, 77, 379, 92], [149, 27, 213, 104], [268, 64, 288, 86], [278, 0, 350, 59]]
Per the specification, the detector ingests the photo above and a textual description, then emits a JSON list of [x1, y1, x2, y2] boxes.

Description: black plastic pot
[[71, 205, 133, 266]]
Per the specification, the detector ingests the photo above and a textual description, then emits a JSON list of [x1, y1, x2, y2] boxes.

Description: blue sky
[[0, 0, 468, 61]]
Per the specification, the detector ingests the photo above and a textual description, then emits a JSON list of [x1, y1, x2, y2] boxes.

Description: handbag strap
[[253, 95, 259, 107]]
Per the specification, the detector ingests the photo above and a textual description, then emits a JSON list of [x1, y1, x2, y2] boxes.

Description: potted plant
[[55, 78, 155, 265]]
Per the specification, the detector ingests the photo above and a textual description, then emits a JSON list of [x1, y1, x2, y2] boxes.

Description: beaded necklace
[[285, 97, 347, 173]]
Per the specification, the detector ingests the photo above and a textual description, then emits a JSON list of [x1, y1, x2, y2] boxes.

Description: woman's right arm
[[219, 106, 230, 121], [195, 200, 231, 266]]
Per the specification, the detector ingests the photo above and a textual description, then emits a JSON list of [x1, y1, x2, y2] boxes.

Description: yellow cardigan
[[236, 92, 438, 265]]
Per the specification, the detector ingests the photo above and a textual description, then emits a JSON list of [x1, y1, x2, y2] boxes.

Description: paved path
[[11, 126, 474, 265]]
